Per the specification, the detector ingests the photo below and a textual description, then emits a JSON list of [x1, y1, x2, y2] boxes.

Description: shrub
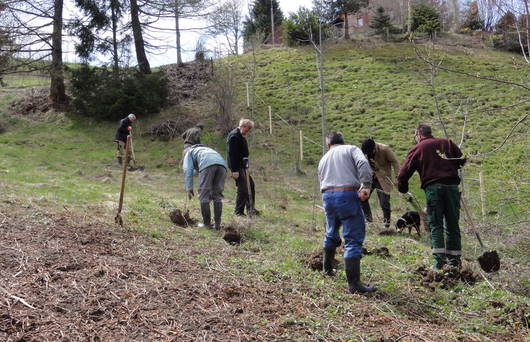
[[283, 8, 328, 46], [369, 6, 400, 40], [460, 1, 484, 31], [411, 4, 441, 38], [69, 66, 168, 121]]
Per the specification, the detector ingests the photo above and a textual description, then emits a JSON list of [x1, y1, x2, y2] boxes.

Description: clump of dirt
[[478, 250, 501, 273], [10, 88, 51, 118], [222, 225, 241, 244], [142, 118, 196, 141], [160, 60, 213, 104], [415, 264, 478, 290], [169, 209, 196, 227], [303, 250, 339, 272], [378, 229, 398, 236], [363, 247, 392, 257]]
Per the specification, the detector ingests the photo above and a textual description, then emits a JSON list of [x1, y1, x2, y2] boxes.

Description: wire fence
[[239, 77, 529, 239]]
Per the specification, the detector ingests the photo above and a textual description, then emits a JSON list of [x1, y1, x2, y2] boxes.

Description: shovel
[[460, 197, 500, 272], [115, 135, 131, 226], [127, 136, 145, 171], [245, 167, 254, 217]]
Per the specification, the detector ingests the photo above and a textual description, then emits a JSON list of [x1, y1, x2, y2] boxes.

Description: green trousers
[[424, 183, 462, 268]]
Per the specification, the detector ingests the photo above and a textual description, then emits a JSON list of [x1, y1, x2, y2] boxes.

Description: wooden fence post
[[268, 106, 272, 135], [479, 171, 486, 217], [299, 130, 303, 161], [245, 82, 250, 108]]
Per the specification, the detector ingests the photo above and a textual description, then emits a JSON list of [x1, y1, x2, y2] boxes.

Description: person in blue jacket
[[183, 145, 228, 229]]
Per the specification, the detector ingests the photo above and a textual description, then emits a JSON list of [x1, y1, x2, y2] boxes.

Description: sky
[[62, 0, 315, 67], [146, 0, 315, 66]]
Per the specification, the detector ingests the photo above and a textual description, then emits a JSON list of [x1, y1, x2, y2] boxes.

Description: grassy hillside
[[0, 41, 529, 341]]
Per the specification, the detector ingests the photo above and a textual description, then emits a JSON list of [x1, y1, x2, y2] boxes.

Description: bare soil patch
[[0, 203, 527, 341], [415, 264, 478, 290]]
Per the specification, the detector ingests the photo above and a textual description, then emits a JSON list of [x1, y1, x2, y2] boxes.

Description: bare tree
[[495, 0, 530, 63], [141, 0, 210, 65], [210, 62, 237, 134], [207, 0, 243, 55], [3, 0, 68, 110]]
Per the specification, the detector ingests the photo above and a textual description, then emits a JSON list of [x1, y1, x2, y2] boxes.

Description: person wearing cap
[[360, 138, 400, 229], [227, 119, 258, 216], [183, 145, 228, 230], [114, 113, 136, 165], [182, 123, 204, 158], [397, 123, 466, 269], [318, 131, 376, 293]]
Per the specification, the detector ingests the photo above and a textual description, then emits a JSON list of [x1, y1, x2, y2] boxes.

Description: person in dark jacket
[[227, 119, 258, 216], [114, 113, 136, 165], [397, 124, 466, 269]]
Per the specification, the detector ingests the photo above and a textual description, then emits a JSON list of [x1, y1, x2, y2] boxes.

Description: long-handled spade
[[115, 135, 131, 226], [128, 135, 145, 171], [460, 197, 500, 273], [245, 167, 254, 218]]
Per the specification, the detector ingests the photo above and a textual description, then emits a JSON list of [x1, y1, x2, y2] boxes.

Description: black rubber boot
[[200, 202, 212, 228], [213, 201, 222, 230], [345, 257, 377, 294], [323, 248, 336, 276]]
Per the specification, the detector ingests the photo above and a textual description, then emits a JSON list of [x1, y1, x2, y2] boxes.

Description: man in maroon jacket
[[397, 124, 466, 269]]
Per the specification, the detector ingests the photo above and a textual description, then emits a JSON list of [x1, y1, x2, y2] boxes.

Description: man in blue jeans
[[318, 131, 377, 293]]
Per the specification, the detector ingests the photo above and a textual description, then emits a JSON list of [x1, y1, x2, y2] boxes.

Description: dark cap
[[196, 123, 204, 129]]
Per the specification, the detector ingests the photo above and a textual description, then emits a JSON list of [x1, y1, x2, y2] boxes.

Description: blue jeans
[[322, 190, 365, 259]]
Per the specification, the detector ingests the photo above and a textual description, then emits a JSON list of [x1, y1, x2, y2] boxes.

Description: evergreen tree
[[411, 4, 441, 38], [243, 0, 283, 42], [369, 6, 398, 40]]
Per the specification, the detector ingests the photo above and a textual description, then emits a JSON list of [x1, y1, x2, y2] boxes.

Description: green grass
[[0, 40, 529, 340]]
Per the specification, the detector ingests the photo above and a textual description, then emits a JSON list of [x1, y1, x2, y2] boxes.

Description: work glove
[[188, 190, 194, 200], [242, 157, 249, 169]]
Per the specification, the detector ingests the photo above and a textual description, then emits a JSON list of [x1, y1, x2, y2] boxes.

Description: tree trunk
[[174, 2, 182, 65], [524, 0, 530, 56], [130, 0, 151, 74], [111, 0, 119, 73], [50, 0, 68, 111], [407, 0, 412, 35], [343, 12, 350, 40]]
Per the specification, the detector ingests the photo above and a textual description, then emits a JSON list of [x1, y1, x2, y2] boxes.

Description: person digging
[[318, 131, 377, 294], [397, 124, 466, 270], [182, 144, 228, 229], [360, 138, 400, 230], [114, 113, 136, 166]]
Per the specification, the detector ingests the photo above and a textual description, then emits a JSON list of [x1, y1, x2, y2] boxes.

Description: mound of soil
[[10, 88, 51, 117], [169, 209, 196, 227], [142, 118, 197, 141], [478, 250, 501, 273], [363, 247, 392, 258], [161, 61, 213, 104], [304, 250, 339, 272], [222, 226, 241, 244], [415, 264, 478, 290], [378, 229, 398, 236]]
